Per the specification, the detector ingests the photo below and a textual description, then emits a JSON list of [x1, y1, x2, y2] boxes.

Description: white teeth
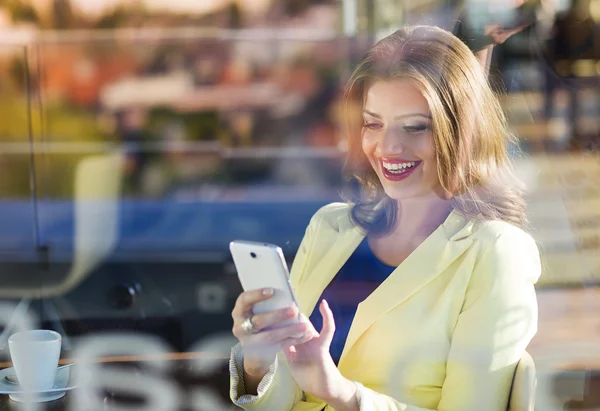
[[382, 161, 416, 174]]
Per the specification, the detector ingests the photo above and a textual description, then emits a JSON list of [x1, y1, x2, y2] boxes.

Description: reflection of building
[[100, 72, 194, 110], [523, 153, 600, 287], [42, 47, 137, 106], [357, 0, 401, 38], [30, 0, 272, 21]]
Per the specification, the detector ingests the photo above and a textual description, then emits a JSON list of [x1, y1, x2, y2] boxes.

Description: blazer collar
[[338, 209, 475, 367], [296, 217, 364, 320], [296, 204, 476, 370], [335, 202, 475, 241]]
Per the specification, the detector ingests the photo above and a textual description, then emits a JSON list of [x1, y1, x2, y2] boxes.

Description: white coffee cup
[[8, 330, 61, 391]]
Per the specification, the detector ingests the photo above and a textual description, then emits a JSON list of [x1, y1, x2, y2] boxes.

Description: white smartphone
[[229, 240, 299, 325]]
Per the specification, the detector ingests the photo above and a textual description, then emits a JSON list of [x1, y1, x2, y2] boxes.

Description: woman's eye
[[363, 122, 382, 130], [403, 125, 430, 133]]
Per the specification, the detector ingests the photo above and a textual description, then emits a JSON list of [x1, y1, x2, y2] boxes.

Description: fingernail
[[293, 333, 304, 339], [322, 299, 328, 308], [262, 288, 274, 295]]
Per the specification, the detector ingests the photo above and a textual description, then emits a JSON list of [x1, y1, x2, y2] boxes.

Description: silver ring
[[241, 315, 259, 334]]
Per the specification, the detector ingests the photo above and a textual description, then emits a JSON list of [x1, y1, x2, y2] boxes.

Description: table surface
[[0, 356, 599, 411], [0, 353, 235, 411], [2, 287, 600, 409]]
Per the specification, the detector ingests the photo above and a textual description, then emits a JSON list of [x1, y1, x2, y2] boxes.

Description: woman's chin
[[382, 186, 447, 202], [382, 187, 420, 202]]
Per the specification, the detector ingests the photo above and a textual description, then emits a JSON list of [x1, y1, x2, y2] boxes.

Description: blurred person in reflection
[[119, 107, 150, 194], [542, 0, 600, 150], [424, 0, 539, 75], [229, 25, 540, 411]]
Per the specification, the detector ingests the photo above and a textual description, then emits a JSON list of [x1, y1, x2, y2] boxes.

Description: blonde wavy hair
[[343, 25, 527, 235]]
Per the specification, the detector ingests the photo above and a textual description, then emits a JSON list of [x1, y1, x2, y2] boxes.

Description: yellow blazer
[[232, 202, 540, 411]]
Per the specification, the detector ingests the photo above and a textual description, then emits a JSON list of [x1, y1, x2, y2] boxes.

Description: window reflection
[[0, 0, 599, 409]]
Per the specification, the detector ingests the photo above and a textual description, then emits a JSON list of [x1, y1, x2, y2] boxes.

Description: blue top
[[308, 237, 397, 365]]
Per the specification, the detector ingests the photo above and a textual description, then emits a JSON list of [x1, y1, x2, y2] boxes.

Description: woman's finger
[[277, 332, 314, 352], [239, 321, 306, 362], [254, 321, 308, 345], [319, 299, 335, 344], [283, 345, 297, 363], [296, 313, 319, 338], [250, 305, 299, 332], [231, 288, 274, 320]]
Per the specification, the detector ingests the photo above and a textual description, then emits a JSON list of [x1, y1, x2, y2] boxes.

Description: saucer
[[0, 365, 78, 402]]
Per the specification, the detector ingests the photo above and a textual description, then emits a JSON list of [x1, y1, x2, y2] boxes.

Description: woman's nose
[[377, 128, 405, 155]]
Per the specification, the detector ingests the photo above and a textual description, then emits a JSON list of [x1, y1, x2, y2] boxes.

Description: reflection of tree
[[52, 0, 74, 29], [3, 0, 39, 24], [227, 1, 242, 29], [0, 88, 113, 198], [94, 6, 129, 29], [283, 0, 310, 16], [2, 0, 92, 29], [148, 108, 220, 142], [8, 57, 26, 90], [93, 1, 146, 29], [2, 0, 250, 30]]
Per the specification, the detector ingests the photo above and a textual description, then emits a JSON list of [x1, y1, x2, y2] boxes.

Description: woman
[[229, 25, 540, 411]]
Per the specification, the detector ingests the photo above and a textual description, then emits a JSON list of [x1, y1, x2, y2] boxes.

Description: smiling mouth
[[381, 159, 421, 173], [382, 160, 418, 174], [379, 159, 421, 181]]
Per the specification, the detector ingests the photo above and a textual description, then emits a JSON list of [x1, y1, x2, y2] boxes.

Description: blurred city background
[[0, 0, 599, 408]]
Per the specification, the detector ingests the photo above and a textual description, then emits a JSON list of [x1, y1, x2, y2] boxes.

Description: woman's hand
[[484, 23, 530, 45], [474, 23, 530, 73], [283, 300, 359, 411], [231, 288, 313, 378]]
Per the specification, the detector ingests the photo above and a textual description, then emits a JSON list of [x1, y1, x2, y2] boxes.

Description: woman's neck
[[390, 197, 454, 240], [366, 197, 454, 267]]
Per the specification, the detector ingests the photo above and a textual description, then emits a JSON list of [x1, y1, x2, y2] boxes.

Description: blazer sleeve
[[229, 207, 324, 410], [351, 229, 541, 411]]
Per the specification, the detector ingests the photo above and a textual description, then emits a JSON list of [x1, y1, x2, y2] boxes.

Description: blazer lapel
[[338, 209, 475, 366], [297, 211, 366, 316]]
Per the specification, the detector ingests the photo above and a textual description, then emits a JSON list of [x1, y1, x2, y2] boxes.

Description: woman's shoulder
[[310, 202, 352, 226], [458, 217, 542, 286], [471, 217, 540, 261], [473, 218, 536, 242]]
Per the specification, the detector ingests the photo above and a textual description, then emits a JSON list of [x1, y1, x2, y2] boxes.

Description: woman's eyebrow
[[394, 113, 432, 120], [362, 110, 381, 118], [362, 110, 432, 120]]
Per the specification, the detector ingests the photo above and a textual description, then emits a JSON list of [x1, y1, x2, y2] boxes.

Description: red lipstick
[[379, 158, 421, 182]]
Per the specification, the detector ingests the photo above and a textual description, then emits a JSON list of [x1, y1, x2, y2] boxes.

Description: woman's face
[[361, 79, 442, 201]]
